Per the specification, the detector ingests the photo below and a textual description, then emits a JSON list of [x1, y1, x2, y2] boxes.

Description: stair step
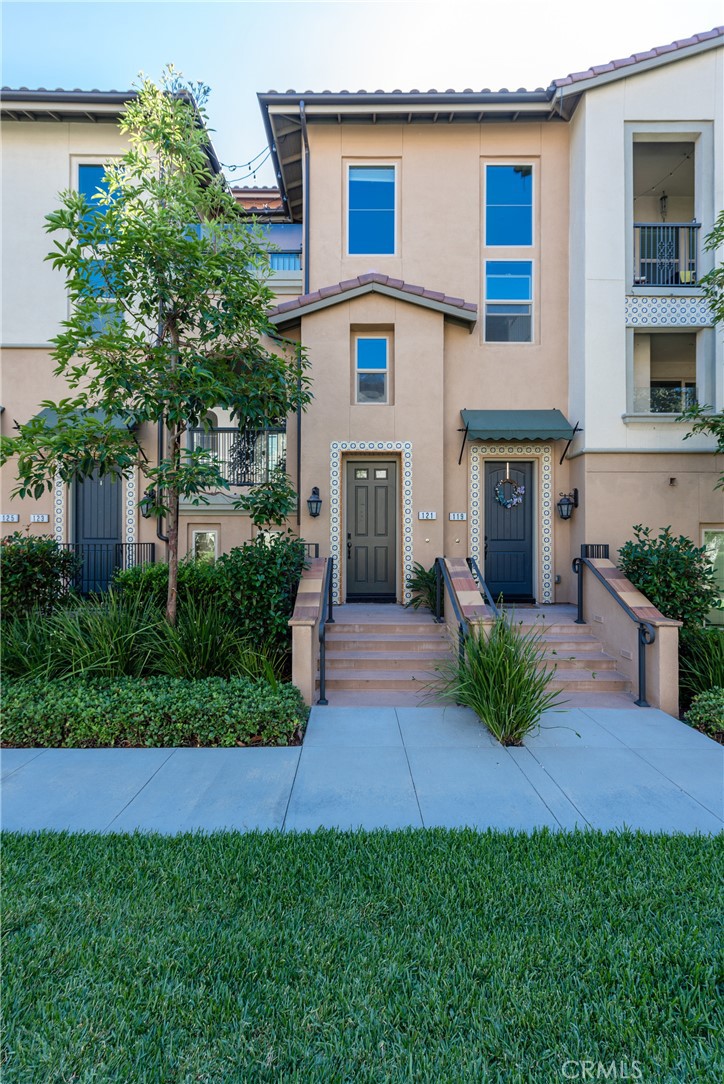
[[326, 650, 450, 670], [319, 669, 439, 691], [539, 651, 618, 671], [325, 635, 450, 652], [548, 669, 631, 692], [326, 622, 440, 636], [533, 635, 602, 651]]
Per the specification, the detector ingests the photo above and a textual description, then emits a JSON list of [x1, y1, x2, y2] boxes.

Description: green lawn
[[2, 830, 722, 1083]]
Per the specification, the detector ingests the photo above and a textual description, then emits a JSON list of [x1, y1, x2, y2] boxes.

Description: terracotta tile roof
[[552, 26, 724, 87], [269, 271, 477, 319]]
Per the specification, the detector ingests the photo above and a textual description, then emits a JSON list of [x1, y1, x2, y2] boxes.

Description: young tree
[[678, 209, 724, 487], [0, 69, 309, 624]]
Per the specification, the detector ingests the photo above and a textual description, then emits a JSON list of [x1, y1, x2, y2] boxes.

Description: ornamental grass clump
[[434, 613, 565, 745]]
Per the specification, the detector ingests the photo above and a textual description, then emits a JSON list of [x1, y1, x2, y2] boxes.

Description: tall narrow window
[[355, 336, 389, 403], [485, 261, 533, 342], [348, 166, 395, 255], [78, 163, 116, 221], [486, 165, 533, 246]]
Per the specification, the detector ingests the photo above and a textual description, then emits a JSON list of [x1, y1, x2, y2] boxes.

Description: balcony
[[632, 384, 697, 415], [633, 222, 700, 288], [188, 426, 286, 486]]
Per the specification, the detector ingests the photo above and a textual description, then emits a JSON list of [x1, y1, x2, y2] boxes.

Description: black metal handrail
[[302, 542, 319, 558], [572, 545, 655, 707], [59, 542, 155, 594], [434, 557, 468, 663], [466, 556, 500, 617], [317, 556, 335, 706]]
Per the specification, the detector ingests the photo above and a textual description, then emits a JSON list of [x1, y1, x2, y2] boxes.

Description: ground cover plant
[[2, 830, 721, 1082], [2, 676, 307, 748], [433, 613, 564, 745]]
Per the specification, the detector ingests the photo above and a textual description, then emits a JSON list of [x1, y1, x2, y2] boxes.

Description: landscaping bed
[[1, 676, 308, 748], [2, 830, 721, 1082]]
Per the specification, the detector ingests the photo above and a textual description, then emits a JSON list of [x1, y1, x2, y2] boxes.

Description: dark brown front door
[[346, 460, 396, 600]]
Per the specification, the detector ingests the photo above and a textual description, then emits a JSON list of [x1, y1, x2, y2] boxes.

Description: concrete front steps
[[314, 604, 634, 707], [317, 605, 449, 705]]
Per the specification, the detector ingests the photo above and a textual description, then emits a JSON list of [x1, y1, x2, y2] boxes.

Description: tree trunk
[[165, 425, 181, 626]]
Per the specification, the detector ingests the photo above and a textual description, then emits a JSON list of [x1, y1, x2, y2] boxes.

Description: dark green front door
[[346, 461, 396, 600], [484, 461, 534, 602]]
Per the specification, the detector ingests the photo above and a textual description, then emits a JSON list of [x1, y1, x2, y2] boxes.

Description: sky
[[3, 0, 723, 185]]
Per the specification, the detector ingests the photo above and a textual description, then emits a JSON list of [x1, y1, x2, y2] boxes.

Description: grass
[[2, 830, 722, 1082]]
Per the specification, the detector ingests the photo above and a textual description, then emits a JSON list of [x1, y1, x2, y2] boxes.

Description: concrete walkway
[[2, 706, 722, 834]]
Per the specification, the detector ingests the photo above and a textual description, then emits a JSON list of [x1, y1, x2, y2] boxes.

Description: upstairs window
[[348, 165, 396, 255], [355, 336, 389, 403], [78, 163, 116, 222], [485, 261, 533, 342], [485, 165, 533, 246]]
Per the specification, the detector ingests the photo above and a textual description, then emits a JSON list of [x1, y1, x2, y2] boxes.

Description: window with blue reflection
[[486, 261, 532, 300], [486, 165, 532, 246], [485, 261, 532, 342], [348, 166, 395, 255], [356, 337, 388, 403], [78, 163, 115, 220]]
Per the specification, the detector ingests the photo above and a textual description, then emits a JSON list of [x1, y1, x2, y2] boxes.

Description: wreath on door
[[494, 465, 525, 510]]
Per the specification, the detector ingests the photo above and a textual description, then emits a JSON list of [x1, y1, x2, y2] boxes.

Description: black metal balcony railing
[[188, 427, 286, 487], [633, 385, 697, 414], [59, 542, 155, 594], [633, 222, 700, 287]]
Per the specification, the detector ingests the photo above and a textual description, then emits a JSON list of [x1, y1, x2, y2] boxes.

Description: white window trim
[[483, 259, 534, 344], [345, 161, 399, 258], [192, 529, 218, 563], [353, 332, 391, 405], [483, 161, 535, 249]]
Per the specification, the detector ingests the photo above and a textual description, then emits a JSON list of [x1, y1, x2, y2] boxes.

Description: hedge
[[1, 676, 308, 749]]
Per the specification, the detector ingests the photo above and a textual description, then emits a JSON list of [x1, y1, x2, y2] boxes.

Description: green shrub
[[1, 676, 308, 748], [156, 595, 285, 681], [215, 534, 307, 647], [683, 687, 724, 739], [114, 536, 307, 648], [112, 556, 218, 609], [0, 531, 81, 617], [1, 593, 162, 679], [679, 625, 724, 710], [618, 525, 721, 627], [433, 614, 565, 746], [405, 562, 440, 614]]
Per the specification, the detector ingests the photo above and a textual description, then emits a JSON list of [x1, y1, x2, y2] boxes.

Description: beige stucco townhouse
[[1, 26, 723, 612]]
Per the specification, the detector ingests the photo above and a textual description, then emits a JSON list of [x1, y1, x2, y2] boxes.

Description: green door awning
[[32, 407, 136, 430], [460, 409, 575, 442]]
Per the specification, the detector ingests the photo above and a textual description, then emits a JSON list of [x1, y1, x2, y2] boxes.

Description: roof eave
[[553, 33, 724, 98], [270, 281, 477, 330]]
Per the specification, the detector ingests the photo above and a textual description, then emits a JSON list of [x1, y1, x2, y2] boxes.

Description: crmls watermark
[[561, 1061, 644, 1081]]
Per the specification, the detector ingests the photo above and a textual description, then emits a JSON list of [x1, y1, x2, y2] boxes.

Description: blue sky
[[3, 1, 723, 185]]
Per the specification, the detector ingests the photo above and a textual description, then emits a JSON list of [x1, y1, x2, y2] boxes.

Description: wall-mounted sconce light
[[139, 489, 156, 519], [556, 489, 579, 521], [306, 486, 322, 518], [659, 191, 668, 222]]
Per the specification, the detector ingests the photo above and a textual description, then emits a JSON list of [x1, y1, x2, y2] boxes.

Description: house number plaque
[[449, 513, 467, 521], [417, 511, 437, 520]]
